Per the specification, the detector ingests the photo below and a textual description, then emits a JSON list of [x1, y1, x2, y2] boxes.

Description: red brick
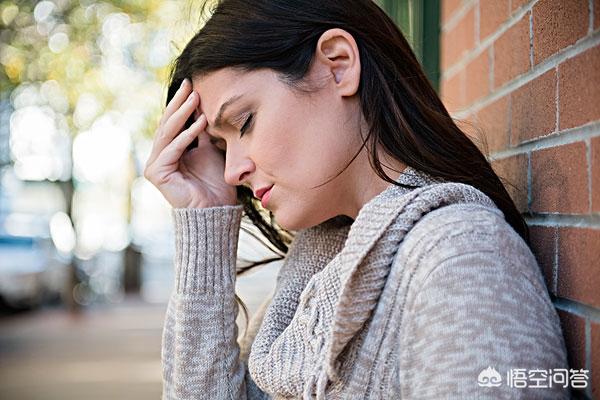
[[442, 0, 464, 25], [491, 154, 528, 212], [593, 137, 600, 213], [594, 0, 600, 30], [557, 310, 586, 370], [474, 95, 510, 153], [464, 50, 490, 105], [531, 141, 588, 213], [532, 0, 589, 65], [493, 14, 531, 88], [558, 45, 600, 130], [441, 6, 475, 70], [480, 0, 509, 40], [440, 69, 466, 113], [592, 322, 600, 398], [458, 112, 482, 150], [528, 225, 557, 295], [511, 69, 556, 144], [511, 0, 530, 13], [557, 227, 600, 308]]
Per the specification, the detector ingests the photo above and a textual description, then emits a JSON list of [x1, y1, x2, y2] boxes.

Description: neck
[[341, 149, 407, 219]]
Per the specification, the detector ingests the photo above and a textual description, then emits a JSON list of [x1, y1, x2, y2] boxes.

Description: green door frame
[[376, 0, 441, 91]]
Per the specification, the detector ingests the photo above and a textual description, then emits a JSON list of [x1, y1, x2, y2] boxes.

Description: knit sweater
[[161, 166, 569, 399]]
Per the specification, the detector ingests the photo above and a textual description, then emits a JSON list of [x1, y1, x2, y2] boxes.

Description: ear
[[314, 28, 361, 97]]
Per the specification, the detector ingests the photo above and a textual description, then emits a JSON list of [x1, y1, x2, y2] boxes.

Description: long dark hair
[[166, 0, 530, 322]]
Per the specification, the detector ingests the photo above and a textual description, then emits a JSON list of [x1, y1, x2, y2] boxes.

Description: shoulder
[[393, 204, 569, 398], [393, 202, 547, 300], [399, 202, 523, 261]]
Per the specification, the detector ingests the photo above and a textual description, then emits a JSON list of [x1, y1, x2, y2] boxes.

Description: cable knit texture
[[161, 166, 569, 399]]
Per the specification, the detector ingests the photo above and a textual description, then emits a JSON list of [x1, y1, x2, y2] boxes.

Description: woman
[[144, 0, 569, 398]]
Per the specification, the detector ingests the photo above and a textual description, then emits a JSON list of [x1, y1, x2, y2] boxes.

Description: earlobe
[[315, 28, 361, 97]]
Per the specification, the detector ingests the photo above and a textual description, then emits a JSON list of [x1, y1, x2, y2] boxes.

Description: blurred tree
[[0, 0, 207, 308], [0, 0, 193, 140]]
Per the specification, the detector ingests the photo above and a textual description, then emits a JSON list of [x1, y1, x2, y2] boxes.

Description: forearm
[[161, 205, 267, 400]]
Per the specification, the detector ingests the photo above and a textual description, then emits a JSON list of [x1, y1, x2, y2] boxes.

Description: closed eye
[[209, 137, 226, 151], [240, 113, 253, 137]]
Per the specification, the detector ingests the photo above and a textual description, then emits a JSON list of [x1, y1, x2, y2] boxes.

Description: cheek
[[263, 122, 350, 183], [252, 128, 289, 171], [258, 93, 353, 182], [254, 108, 301, 168]]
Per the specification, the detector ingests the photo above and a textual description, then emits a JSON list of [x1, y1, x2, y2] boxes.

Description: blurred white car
[[0, 169, 72, 310], [0, 233, 69, 310]]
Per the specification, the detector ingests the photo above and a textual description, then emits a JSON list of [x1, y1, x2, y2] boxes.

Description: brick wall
[[439, 0, 600, 398]]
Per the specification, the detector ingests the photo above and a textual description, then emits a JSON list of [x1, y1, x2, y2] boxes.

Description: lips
[[260, 186, 273, 207], [254, 185, 274, 201], [254, 185, 273, 207]]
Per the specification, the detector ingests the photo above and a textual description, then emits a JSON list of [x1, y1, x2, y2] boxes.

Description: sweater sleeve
[[397, 206, 570, 399], [161, 205, 269, 400], [161, 206, 352, 400]]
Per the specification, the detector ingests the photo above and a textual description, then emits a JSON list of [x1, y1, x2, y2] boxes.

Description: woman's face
[[192, 66, 365, 231]]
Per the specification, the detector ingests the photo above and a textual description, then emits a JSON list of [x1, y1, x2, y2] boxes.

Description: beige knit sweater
[[161, 167, 569, 399]]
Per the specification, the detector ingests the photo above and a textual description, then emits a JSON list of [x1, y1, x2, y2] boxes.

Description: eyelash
[[240, 113, 253, 137], [211, 113, 253, 151]]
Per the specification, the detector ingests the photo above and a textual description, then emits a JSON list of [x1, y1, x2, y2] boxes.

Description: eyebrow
[[205, 94, 243, 138]]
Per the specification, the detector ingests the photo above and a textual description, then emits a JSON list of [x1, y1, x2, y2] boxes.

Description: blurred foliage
[[0, 0, 210, 141]]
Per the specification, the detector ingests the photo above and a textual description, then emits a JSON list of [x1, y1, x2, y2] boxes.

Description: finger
[[154, 114, 207, 167], [148, 91, 199, 165], [162, 90, 199, 140], [160, 78, 193, 127], [148, 79, 193, 165]]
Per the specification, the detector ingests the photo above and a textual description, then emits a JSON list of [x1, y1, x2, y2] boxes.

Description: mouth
[[258, 185, 274, 208], [254, 185, 273, 200]]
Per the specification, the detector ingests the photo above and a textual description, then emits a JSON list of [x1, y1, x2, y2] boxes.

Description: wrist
[[182, 200, 239, 209], [171, 205, 244, 294]]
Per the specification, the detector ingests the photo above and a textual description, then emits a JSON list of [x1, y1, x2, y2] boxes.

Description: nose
[[222, 146, 255, 187]]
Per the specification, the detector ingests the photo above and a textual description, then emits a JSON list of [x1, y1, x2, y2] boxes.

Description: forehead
[[191, 68, 276, 118]]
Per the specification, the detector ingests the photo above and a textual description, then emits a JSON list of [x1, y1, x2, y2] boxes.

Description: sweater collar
[[312, 168, 497, 397], [356, 165, 443, 218]]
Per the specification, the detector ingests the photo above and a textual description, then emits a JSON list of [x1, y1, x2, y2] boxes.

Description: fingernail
[[180, 78, 188, 89], [188, 92, 196, 102]]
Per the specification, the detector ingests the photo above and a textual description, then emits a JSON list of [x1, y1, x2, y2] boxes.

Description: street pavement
[[0, 297, 166, 400], [0, 259, 279, 400]]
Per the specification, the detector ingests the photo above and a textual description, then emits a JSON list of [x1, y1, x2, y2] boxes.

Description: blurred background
[[0, 1, 280, 398], [4, 0, 597, 398]]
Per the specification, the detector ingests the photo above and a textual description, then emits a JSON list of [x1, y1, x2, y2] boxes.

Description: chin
[[275, 217, 302, 232], [275, 211, 327, 232]]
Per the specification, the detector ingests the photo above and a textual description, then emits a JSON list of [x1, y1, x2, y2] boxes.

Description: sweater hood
[[309, 167, 498, 398]]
